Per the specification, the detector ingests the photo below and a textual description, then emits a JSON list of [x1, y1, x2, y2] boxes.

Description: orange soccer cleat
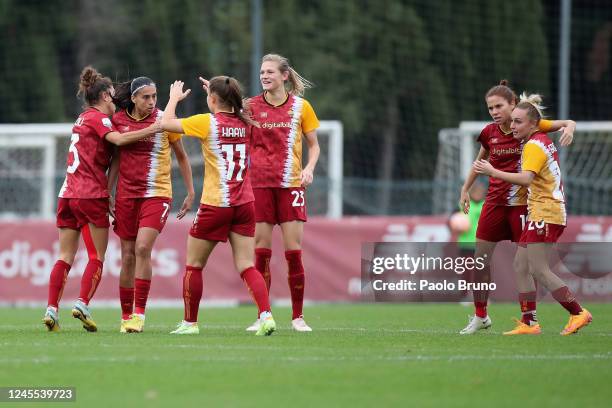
[[503, 318, 541, 335], [560, 308, 592, 336]]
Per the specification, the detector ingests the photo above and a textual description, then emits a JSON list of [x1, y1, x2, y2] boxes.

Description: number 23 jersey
[[59, 107, 115, 199], [181, 112, 253, 207], [248, 93, 319, 188]]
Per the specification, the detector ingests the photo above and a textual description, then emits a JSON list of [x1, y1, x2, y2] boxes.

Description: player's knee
[[121, 251, 136, 270], [529, 266, 544, 281], [134, 242, 153, 259]]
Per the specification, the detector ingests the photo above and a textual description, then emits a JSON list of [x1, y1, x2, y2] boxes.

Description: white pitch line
[[3, 324, 611, 337], [1, 353, 611, 365], [0, 342, 309, 352]]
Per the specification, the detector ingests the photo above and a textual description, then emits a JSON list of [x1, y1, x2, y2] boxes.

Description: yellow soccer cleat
[[255, 311, 276, 336], [561, 308, 592, 336], [503, 318, 541, 335], [170, 321, 199, 335], [120, 318, 130, 333], [125, 314, 145, 333], [43, 307, 60, 332]]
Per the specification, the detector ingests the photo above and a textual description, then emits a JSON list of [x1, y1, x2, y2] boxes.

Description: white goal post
[[0, 120, 343, 219]]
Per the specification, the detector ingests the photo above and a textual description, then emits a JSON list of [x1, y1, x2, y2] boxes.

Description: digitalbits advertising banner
[[1, 216, 611, 304]]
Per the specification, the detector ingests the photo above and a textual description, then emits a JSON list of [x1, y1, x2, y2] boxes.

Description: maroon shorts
[[56, 198, 110, 229], [519, 221, 565, 246], [475, 203, 527, 243], [253, 187, 307, 224], [190, 202, 255, 242], [113, 197, 172, 241]]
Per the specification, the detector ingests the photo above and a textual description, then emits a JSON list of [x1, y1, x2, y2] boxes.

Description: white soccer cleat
[[71, 300, 97, 332], [246, 319, 261, 332], [459, 315, 492, 335], [291, 317, 312, 332]]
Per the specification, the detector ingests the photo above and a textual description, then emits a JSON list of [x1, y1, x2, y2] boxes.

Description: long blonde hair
[[262, 54, 313, 96]]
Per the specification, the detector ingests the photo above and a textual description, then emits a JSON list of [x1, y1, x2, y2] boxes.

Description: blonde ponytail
[[262, 54, 313, 96]]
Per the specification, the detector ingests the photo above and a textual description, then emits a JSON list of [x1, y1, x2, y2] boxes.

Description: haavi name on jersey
[[221, 127, 247, 138]]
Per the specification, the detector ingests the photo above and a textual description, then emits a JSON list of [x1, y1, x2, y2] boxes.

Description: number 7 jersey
[[181, 112, 253, 207]]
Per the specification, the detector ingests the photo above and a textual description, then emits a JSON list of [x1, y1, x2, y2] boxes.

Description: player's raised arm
[[161, 81, 191, 134]]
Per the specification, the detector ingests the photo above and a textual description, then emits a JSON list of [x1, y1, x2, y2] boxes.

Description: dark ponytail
[[112, 76, 156, 112], [77, 66, 113, 106], [113, 81, 132, 111], [209, 76, 257, 126]]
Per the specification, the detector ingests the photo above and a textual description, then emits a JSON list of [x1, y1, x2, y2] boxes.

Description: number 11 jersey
[[59, 107, 115, 199], [181, 112, 254, 207]]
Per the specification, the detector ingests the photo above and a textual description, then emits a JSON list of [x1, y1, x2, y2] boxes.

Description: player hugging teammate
[[44, 56, 321, 335], [43, 67, 163, 332], [473, 93, 592, 335]]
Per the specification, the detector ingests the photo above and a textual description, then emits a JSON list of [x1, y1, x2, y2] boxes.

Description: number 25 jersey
[[59, 107, 115, 199], [181, 112, 253, 207]]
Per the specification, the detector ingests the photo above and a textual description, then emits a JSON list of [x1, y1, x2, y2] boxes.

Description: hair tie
[[225, 77, 231, 85]]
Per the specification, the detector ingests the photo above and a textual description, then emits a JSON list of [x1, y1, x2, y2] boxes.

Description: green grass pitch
[[1, 303, 611, 407]]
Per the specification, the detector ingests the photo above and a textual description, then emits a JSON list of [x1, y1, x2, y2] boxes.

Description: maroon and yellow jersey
[[478, 119, 553, 206], [522, 132, 566, 225], [111, 108, 181, 199], [59, 108, 115, 199], [249, 93, 319, 188], [181, 112, 253, 207]]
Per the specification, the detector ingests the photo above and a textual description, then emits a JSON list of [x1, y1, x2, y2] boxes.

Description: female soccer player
[[474, 93, 592, 335], [161, 76, 276, 336], [458, 80, 576, 335], [43, 66, 161, 332], [109, 76, 195, 333], [247, 54, 320, 332]]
